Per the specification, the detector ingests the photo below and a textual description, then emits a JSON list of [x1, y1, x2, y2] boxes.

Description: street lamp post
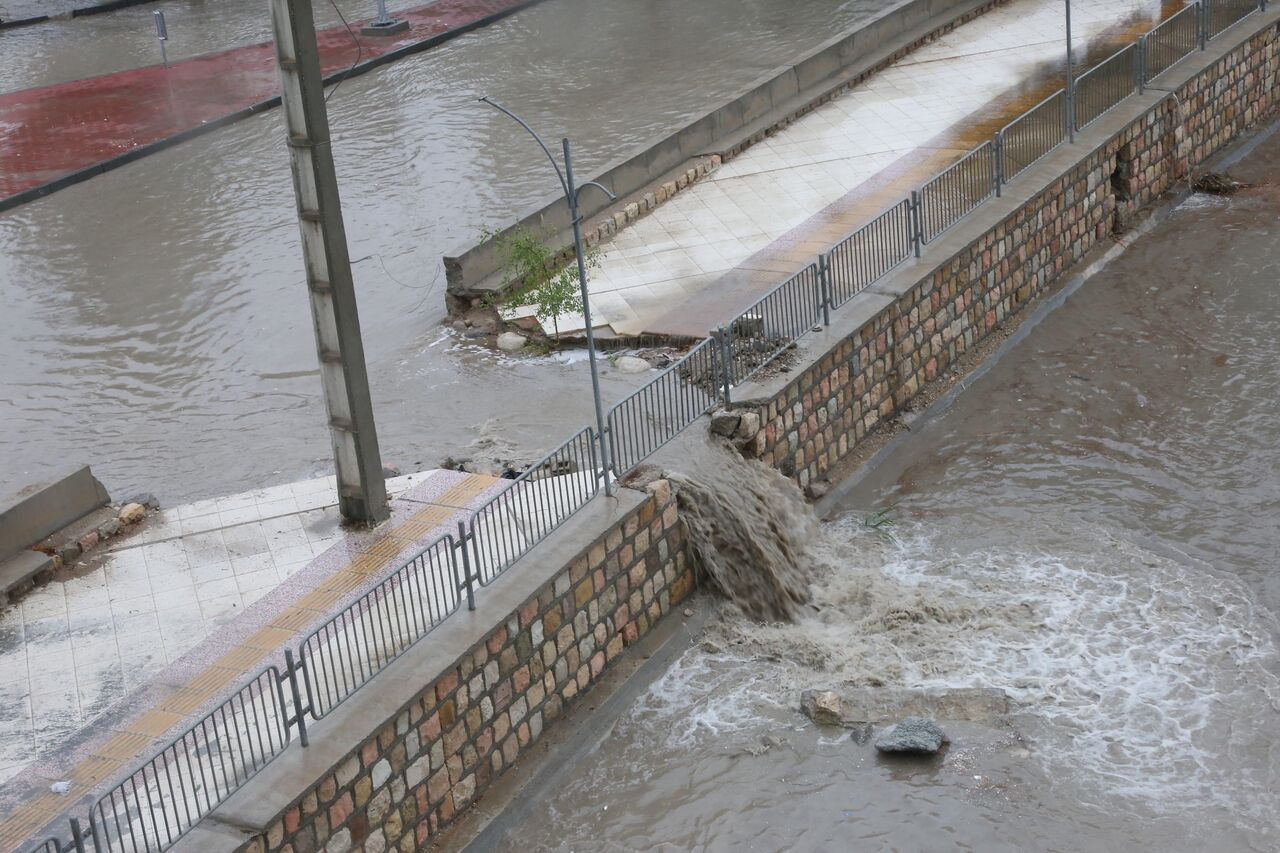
[[1065, 0, 1076, 142], [479, 97, 616, 497]]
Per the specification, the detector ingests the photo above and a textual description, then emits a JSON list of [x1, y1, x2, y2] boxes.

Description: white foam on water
[[622, 509, 1280, 836], [811, 516, 1280, 827], [626, 650, 790, 749]]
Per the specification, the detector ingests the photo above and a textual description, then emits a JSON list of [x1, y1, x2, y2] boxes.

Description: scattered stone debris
[[708, 408, 766, 458], [803, 480, 830, 501], [1193, 172, 1248, 194], [710, 410, 741, 437], [800, 689, 843, 725], [874, 717, 948, 754]]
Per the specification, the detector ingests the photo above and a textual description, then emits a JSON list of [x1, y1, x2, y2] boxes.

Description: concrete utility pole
[[269, 0, 389, 524]]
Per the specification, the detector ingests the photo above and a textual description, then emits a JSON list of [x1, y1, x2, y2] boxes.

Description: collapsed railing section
[[23, 2, 1271, 851]]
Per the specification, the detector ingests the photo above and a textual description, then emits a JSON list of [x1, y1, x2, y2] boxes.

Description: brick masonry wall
[[241, 479, 693, 853], [751, 21, 1279, 489]]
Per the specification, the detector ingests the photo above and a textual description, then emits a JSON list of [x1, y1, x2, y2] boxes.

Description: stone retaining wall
[[745, 20, 1279, 490], [237, 480, 693, 853]]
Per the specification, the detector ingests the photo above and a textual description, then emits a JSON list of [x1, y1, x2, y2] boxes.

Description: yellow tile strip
[[5, 473, 497, 848]]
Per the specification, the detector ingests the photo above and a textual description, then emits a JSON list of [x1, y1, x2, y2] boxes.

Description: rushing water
[[0, 0, 899, 503], [490, 132, 1280, 851]]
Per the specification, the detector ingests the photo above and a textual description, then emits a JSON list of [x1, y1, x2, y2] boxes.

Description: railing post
[[1137, 36, 1146, 94], [993, 132, 1004, 197], [715, 327, 734, 407], [1199, 0, 1208, 49], [89, 818, 103, 853], [817, 255, 832, 326], [70, 818, 86, 853], [456, 522, 477, 611], [283, 649, 309, 748], [910, 190, 923, 257]]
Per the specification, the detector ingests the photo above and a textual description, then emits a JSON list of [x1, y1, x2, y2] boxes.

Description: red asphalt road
[[0, 0, 528, 203]]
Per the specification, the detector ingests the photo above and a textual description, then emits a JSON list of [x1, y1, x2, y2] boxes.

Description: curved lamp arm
[[576, 179, 616, 203], [479, 96, 570, 200]]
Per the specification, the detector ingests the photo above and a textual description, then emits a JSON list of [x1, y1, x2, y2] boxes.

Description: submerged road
[[0, 0, 900, 504], [0, 0, 542, 204]]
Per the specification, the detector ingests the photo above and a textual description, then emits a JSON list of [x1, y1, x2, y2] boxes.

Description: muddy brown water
[[0, 0, 907, 503], [485, 133, 1280, 851]]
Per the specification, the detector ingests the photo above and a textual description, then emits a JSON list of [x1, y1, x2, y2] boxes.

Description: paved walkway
[[0, 468, 506, 850], [544, 0, 1179, 339], [0, 0, 536, 206]]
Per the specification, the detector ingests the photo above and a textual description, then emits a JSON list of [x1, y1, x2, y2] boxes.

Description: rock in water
[[874, 717, 948, 754], [800, 690, 843, 725], [496, 332, 527, 352], [614, 355, 651, 373]]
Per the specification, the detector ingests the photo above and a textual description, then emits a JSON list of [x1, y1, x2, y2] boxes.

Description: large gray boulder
[[874, 717, 948, 754]]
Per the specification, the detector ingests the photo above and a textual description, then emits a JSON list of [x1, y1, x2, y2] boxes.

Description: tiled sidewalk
[[0, 469, 503, 849], [548, 0, 1176, 339]]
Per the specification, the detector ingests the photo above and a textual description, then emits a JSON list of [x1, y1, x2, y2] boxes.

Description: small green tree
[[495, 225, 599, 342]]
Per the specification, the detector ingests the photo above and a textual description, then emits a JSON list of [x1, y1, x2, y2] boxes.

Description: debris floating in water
[[1192, 172, 1248, 194]]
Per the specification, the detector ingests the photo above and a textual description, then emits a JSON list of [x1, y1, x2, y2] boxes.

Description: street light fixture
[[478, 96, 616, 497]]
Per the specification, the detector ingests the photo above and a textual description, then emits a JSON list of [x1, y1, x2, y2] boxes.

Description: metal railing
[[88, 668, 292, 853], [607, 339, 721, 476], [299, 536, 461, 718], [997, 90, 1068, 182], [1141, 3, 1201, 83], [22, 2, 1273, 851], [463, 427, 603, 587], [825, 199, 914, 308], [914, 142, 996, 244], [717, 263, 823, 390], [1074, 43, 1139, 129], [1207, 0, 1262, 39]]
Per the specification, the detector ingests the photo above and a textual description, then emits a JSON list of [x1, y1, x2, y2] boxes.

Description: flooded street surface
[[495, 134, 1280, 851], [0, 0, 895, 503]]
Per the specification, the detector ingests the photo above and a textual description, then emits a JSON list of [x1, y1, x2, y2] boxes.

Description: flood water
[[493, 131, 1280, 850], [0, 0, 424, 90], [0, 0, 898, 503]]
